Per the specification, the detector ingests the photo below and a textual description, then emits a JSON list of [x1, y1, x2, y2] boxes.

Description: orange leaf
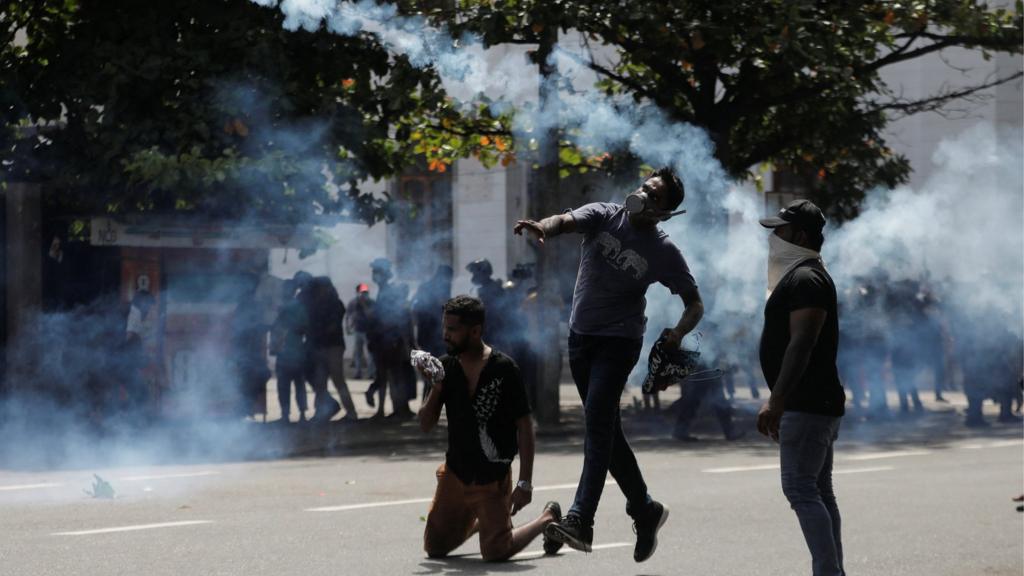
[[233, 119, 249, 137], [691, 31, 705, 50], [341, 78, 356, 89], [479, 136, 491, 146], [501, 154, 515, 167], [494, 137, 507, 152], [817, 168, 826, 181], [436, 162, 447, 173], [884, 10, 895, 25]]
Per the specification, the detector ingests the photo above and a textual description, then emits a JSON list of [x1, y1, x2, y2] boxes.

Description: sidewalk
[[248, 378, 1022, 459]]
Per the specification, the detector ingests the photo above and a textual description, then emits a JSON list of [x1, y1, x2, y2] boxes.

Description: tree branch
[[863, 71, 1023, 117]]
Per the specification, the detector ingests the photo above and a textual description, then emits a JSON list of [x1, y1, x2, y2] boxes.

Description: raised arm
[[418, 377, 445, 433], [513, 213, 577, 245]]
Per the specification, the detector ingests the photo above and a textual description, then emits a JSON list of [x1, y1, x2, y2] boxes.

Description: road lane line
[[983, 439, 1023, 448], [119, 471, 220, 482], [0, 482, 64, 492], [52, 520, 213, 536], [508, 542, 633, 560], [833, 466, 893, 475], [306, 481, 611, 513], [842, 450, 930, 461]]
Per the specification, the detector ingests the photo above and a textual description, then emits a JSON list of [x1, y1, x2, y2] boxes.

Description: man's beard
[[445, 340, 464, 355]]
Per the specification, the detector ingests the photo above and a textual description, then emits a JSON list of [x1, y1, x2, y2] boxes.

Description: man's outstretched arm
[[513, 213, 577, 245]]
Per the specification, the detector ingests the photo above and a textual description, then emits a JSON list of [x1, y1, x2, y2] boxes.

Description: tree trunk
[[529, 26, 562, 426]]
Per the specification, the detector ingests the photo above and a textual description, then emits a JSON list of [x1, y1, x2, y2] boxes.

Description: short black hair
[[443, 295, 486, 327], [650, 167, 685, 210]]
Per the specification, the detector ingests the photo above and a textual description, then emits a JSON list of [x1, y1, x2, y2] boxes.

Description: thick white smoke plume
[[252, 0, 1022, 388]]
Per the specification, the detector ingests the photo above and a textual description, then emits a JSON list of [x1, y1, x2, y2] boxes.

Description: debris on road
[[84, 474, 115, 499]]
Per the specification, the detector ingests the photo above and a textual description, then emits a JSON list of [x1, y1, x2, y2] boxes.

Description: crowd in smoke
[[2, 1, 1020, 471]]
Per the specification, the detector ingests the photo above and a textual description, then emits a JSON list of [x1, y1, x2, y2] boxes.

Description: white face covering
[[767, 233, 822, 295]]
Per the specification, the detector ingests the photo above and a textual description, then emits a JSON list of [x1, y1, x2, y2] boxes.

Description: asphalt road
[[2, 421, 1022, 576]]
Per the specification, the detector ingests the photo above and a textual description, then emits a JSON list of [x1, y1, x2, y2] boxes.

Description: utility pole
[[528, 24, 561, 426]]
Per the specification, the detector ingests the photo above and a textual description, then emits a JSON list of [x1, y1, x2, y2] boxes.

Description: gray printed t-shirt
[[568, 202, 698, 340]]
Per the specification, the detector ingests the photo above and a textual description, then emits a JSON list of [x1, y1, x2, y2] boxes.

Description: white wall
[[879, 47, 1023, 190], [451, 157, 511, 295]]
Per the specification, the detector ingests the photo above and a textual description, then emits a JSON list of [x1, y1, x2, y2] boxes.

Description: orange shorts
[[423, 463, 513, 561]]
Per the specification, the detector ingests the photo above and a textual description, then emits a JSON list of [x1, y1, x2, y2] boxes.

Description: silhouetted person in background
[[271, 280, 309, 423], [367, 258, 415, 419], [672, 371, 743, 442], [467, 259, 509, 351], [346, 283, 375, 380], [413, 265, 453, 398], [304, 276, 357, 423], [124, 274, 159, 424]]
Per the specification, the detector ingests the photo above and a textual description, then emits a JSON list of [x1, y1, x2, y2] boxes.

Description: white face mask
[[767, 233, 821, 295]]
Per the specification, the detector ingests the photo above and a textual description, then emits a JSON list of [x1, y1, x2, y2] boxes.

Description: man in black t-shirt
[[417, 295, 562, 561], [757, 200, 846, 576]]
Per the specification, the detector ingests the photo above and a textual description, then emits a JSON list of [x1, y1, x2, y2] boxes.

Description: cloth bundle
[[410, 349, 445, 381], [641, 335, 701, 394]]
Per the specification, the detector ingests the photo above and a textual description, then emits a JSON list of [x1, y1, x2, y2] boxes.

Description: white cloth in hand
[[410, 350, 445, 381]]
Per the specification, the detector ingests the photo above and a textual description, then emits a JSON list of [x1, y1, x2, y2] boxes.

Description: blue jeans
[[780, 412, 844, 576], [352, 332, 374, 378], [567, 331, 650, 524]]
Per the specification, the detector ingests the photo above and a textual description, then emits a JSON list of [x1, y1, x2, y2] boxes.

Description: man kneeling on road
[[418, 295, 562, 561]]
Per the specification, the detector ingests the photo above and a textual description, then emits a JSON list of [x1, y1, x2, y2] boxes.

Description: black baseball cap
[[759, 199, 826, 234]]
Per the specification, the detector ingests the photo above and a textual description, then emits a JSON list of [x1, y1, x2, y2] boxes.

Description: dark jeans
[[567, 331, 650, 524], [780, 412, 844, 576], [369, 337, 412, 415], [276, 362, 307, 419]]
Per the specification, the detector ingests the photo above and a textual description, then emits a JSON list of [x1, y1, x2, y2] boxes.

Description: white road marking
[[590, 542, 633, 551], [306, 481, 610, 513], [118, 471, 220, 482], [833, 466, 893, 475], [52, 520, 213, 536], [843, 450, 930, 461], [0, 482, 64, 492], [982, 439, 1023, 449], [508, 542, 633, 560]]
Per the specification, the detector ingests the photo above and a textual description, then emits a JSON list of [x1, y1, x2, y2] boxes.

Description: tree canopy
[[412, 0, 1023, 219], [0, 0, 513, 223], [2, 1, 1021, 223]]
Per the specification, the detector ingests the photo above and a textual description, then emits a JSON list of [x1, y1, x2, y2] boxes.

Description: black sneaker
[[632, 500, 669, 563], [543, 513, 592, 553], [541, 502, 564, 555]]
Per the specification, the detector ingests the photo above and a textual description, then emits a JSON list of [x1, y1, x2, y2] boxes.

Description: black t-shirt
[[759, 261, 845, 417], [440, 350, 532, 485]]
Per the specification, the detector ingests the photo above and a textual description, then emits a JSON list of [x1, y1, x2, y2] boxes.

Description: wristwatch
[[516, 480, 533, 492]]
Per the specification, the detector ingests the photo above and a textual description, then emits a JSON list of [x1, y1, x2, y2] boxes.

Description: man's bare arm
[[661, 290, 704, 350], [757, 307, 827, 439], [513, 213, 577, 244], [418, 380, 445, 433]]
